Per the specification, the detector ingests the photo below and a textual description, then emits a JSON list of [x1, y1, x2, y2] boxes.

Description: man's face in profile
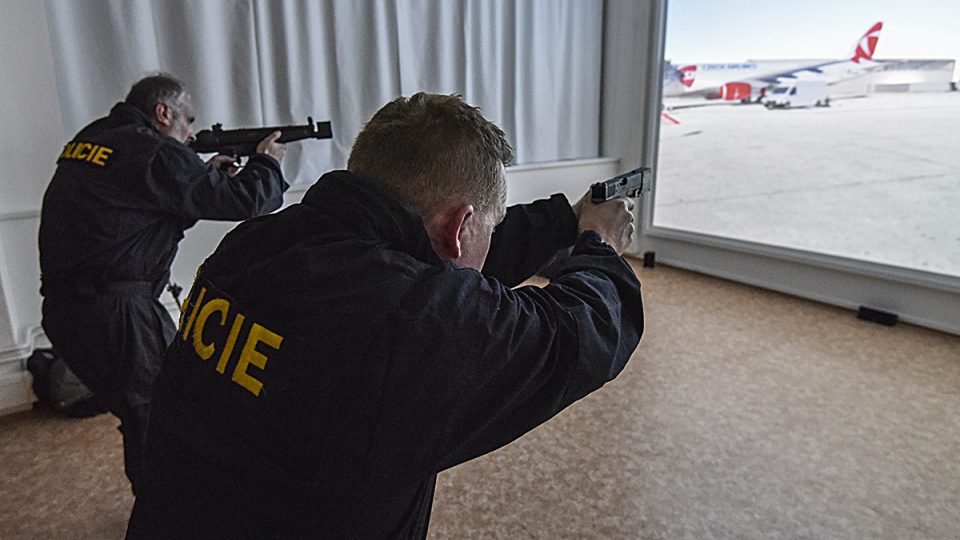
[[163, 94, 197, 144]]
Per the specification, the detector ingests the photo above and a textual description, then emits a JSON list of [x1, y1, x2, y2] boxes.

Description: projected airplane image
[[663, 22, 883, 108]]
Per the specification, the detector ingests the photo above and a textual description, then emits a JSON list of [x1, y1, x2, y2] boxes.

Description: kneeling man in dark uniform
[[127, 93, 643, 538], [39, 74, 289, 493]]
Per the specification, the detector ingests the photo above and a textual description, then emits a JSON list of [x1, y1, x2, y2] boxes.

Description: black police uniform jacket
[[127, 171, 643, 539], [40, 102, 288, 289], [38, 102, 287, 406]]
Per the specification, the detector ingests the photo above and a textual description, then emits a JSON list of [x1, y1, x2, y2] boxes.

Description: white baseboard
[[0, 371, 35, 416], [0, 325, 46, 417]]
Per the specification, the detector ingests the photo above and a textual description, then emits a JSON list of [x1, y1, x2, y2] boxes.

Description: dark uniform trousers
[[42, 282, 174, 492]]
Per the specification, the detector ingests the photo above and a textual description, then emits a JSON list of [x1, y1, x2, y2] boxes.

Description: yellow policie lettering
[[177, 285, 284, 397], [74, 143, 92, 160], [216, 313, 246, 375], [58, 143, 76, 159], [91, 146, 113, 166], [193, 298, 229, 360], [181, 287, 207, 340], [57, 141, 113, 166], [232, 323, 283, 397]]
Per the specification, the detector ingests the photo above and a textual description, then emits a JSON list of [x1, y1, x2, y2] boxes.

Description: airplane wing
[[755, 21, 884, 84], [665, 22, 883, 100]]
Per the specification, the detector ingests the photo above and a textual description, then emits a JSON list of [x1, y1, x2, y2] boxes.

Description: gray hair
[[124, 74, 187, 117]]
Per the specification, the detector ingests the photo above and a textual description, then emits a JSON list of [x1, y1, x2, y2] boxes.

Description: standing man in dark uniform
[[39, 74, 288, 493], [127, 93, 642, 538]]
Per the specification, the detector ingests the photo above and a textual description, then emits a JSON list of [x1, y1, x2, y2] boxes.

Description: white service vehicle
[[763, 80, 829, 109]]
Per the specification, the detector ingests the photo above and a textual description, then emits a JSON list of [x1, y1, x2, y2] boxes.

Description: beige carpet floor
[[1, 261, 958, 539]]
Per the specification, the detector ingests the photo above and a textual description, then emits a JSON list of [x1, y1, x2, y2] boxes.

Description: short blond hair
[[347, 93, 512, 218]]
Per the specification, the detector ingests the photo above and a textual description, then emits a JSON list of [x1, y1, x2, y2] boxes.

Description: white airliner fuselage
[[664, 22, 883, 102]]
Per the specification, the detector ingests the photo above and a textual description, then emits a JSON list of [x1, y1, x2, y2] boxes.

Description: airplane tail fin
[[679, 65, 696, 88], [848, 22, 882, 63]]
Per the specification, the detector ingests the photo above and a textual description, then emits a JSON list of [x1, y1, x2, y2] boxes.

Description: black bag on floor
[[26, 348, 106, 418]]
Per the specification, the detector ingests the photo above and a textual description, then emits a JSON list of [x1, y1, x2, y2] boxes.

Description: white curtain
[[45, 0, 603, 186]]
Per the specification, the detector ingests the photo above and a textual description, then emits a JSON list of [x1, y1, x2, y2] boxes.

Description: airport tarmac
[[655, 92, 960, 278]]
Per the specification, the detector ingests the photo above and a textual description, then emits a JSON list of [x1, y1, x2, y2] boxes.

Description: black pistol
[[190, 116, 333, 157], [590, 167, 652, 203]]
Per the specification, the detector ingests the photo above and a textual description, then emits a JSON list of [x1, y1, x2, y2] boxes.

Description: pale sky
[[665, 0, 960, 78]]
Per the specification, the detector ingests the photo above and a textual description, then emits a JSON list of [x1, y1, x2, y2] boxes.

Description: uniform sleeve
[[434, 230, 643, 471], [481, 194, 579, 286], [144, 144, 289, 221]]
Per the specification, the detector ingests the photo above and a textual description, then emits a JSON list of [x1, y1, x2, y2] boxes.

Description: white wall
[[0, 0, 66, 414], [0, 1, 65, 212]]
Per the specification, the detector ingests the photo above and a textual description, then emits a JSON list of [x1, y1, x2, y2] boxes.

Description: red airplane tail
[[849, 22, 883, 64], [679, 65, 696, 87]]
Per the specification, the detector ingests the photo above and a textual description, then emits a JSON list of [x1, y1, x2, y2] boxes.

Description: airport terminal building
[[831, 58, 956, 94]]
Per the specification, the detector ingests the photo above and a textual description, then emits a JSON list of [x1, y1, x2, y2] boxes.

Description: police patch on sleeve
[[57, 140, 114, 166], [171, 275, 304, 403]]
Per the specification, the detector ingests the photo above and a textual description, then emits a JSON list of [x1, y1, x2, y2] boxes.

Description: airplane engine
[[721, 82, 752, 101]]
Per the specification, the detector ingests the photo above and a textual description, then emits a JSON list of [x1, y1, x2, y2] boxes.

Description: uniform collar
[[108, 102, 160, 132], [301, 171, 442, 266]]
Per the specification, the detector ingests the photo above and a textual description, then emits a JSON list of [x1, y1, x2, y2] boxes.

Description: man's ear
[[426, 203, 473, 261], [153, 101, 173, 128]]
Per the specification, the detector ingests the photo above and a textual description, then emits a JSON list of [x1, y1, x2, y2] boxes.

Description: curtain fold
[[45, 0, 603, 184]]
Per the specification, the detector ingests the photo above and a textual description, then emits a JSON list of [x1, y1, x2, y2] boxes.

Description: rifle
[[590, 167, 652, 203], [190, 116, 332, 158]]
